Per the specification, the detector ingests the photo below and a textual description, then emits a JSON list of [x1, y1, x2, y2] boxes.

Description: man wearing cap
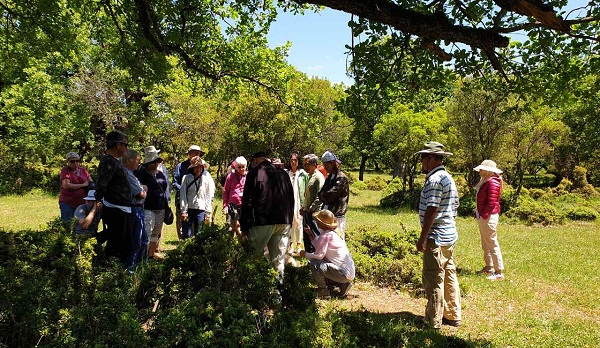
[[95, 130, 134, 264], [74, 190, 103, 235], [317, 151, 349, 239], [240, 151, 294, 281], [299, 153, 325, 252], [173, 145, 205, 240], [415, 141, 462, 329], [300, 210, 355, 300]]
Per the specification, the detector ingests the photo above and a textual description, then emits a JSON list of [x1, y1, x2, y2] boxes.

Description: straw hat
[[474, 160, 502, 174], [312, 210, 338, 230]]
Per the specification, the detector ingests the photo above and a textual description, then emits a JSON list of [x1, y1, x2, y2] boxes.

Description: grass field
[[1, 183, 599, 347]]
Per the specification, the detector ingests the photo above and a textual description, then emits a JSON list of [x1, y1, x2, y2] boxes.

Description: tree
[[446, 78, 521, 185], [290, 0, 599, 76], [504, 104, 569, 200], [374, 103, 448, 190]]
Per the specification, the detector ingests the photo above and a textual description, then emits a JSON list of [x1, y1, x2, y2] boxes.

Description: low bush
[[350, 181, 368, 195], [505, 199, 562, 225], [564, 207, 599, 221], [365, 176, 387, 191], [380, 178, 421, 210], [348, 224, 421, 291], [528, 188, 546, 200]]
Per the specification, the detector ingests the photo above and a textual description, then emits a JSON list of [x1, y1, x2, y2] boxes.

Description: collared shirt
[[419, 165, 460, 246], [125, 167, 145, 206]]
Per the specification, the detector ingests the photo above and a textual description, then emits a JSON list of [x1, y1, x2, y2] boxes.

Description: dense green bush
[[380, 178, 422, 210], [564, 207, 599, 221], [347, 224, 421, 291], [365, 176, 387, 191], [572, 166, 588, 189], [528, 188, 546, 200], [505, 199, 562, 225], [0, 221, 145, 347], [350, 181, 368, 195]]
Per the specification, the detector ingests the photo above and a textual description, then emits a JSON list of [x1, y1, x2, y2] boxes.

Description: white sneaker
[[486, 273, 505, 281]]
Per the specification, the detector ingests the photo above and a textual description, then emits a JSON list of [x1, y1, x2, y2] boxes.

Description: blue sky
[[267, 1, 590, 86], [267, 8, 354, 85]]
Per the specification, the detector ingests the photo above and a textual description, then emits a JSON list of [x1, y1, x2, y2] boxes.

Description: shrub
[[528, 188, 546, 200], [572, 165, 588, 189], [345, 171, 356, 185], [457, 192, 476, 217], [564, 207, 599, 221], [365, 176, 387, 191], [453, 175, 471, 199], [380, 178, 422, 210], [347, 224, 421, 291], [505, 199, 562, 225], [350, 181, 368, 195], [552, 178, 573, 195], [572, 184, 600, 198]]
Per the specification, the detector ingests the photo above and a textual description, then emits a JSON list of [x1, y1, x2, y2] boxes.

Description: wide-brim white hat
[[474, 160, 502, 174], [143, 146, 162, 164]]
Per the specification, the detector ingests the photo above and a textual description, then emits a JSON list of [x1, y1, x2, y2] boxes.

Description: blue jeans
[[126, 207, 146, 272], [59, 202, 76, 222], [182, 209, 205, 239]]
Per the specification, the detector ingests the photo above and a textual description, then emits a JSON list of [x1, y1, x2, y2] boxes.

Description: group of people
[[60, 132, 507, 318], [415, 141, 505, 330], [224, 150, 354, 299], [59, 131, 215, 272]]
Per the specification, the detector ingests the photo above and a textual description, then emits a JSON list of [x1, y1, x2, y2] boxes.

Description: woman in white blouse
[[179, 156, 214, 239]]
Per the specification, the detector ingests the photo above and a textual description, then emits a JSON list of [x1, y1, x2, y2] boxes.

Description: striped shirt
[[419, 165, 460, 246]]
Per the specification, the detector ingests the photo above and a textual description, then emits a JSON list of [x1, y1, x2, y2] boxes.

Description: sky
[[267, 9, 354, 85], [267, 2, 591, 86]]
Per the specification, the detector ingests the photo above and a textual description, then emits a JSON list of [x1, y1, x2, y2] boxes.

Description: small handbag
[[164, 206, 174, 225]]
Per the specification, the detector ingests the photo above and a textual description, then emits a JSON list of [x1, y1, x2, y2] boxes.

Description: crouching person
[[300, 210, 355, 300], [74, 190, 102, 235]]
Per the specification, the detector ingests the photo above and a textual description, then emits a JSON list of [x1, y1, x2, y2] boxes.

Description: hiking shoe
[[486, 273, 505, 281], [442, 318, 461, 327], [317, 288, 331, 300], [339, 282, 353, 298]]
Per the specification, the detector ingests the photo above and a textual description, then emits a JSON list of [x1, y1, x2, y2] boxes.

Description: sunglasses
[[69, 160, 81, 163]]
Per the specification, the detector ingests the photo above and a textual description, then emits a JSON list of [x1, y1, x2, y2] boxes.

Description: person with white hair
[[474, 159, 505, 281], [180, 156, 214, 239], [222, 156, 247, 237]]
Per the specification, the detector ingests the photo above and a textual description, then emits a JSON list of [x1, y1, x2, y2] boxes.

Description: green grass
[[1, 186, 599, 347]]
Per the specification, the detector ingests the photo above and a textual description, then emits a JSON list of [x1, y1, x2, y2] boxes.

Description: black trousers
[[101, 206, 133, 264]]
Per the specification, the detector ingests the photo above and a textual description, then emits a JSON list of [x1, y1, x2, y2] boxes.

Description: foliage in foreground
[[0, 221, 488, 347]]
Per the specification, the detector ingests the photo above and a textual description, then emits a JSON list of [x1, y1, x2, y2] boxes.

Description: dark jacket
[[172, 159, 191, 192], [318, 170, 349, 217], [476, 176, 502, 219], [95, 154, 133, 206], [240, 160, 294, 231], [135, 167, 169, 211]]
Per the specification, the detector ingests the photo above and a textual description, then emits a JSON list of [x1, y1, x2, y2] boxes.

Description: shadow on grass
[[274, 308, 491, 347], [334, 310, 490, 347], [348, 204, 406, 216]]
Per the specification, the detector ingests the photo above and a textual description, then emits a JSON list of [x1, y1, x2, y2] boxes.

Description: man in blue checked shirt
[[415, 141, 462, 330]]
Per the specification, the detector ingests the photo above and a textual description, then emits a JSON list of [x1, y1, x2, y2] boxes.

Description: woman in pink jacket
[[474, 160, 505, 281], [222, 156, 247, 237]]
